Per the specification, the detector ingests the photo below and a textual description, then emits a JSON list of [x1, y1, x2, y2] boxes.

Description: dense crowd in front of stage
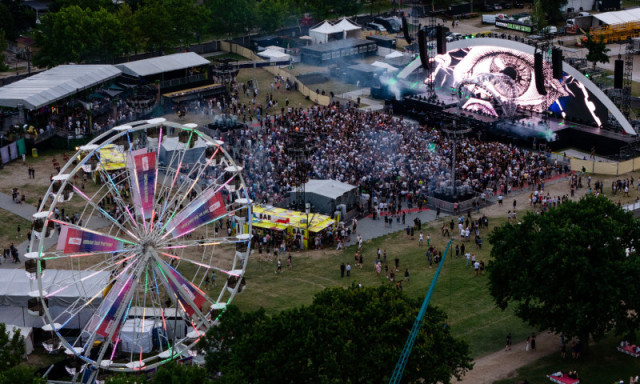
[[219, 103, 567, 211]]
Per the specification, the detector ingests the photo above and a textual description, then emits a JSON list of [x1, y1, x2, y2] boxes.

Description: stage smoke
[[402, 16, 412, 44], [614, 59, 624, 89], [534, 52, 547, 95], [418, 29, 429, 70]]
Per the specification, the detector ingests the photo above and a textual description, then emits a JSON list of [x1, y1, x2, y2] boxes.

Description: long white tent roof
[[115, 52, 210, 77], [592, 8, 640, 25], [0, 65, 121, 110]]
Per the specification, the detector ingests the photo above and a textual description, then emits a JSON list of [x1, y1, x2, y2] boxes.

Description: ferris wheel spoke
[[164, 146, 221, 222], [158, 251, 239, 278], [94, 165, 139, 229], [122, 131, 149, 231], [71, 185, 140, 242], [45, 254, 138, 300], [161, 204, 246, 242], [159, 235, 246, 249]]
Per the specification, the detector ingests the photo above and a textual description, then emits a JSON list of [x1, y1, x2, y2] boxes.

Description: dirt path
[[458, 332, 560, 383]]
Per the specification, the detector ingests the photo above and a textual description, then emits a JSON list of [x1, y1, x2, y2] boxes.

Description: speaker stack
[[614, 59, 624, 89], [402, 16, 412, 44], [436, 25, 447, 55], [534, 52, 547, 95], [418, 29, 429, 70], [552, 48, 563, 80]]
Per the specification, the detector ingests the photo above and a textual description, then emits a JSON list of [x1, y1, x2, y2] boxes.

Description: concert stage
[[393, 92, 636, 156], [386, 37, 638, 156]]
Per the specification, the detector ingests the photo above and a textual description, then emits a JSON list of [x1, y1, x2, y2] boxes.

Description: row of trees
[[30, 0, 386, 68]]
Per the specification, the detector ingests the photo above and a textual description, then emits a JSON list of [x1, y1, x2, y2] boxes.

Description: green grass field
[[0, 208, 31, 249], [232, 216, 537, 358], [495, 334, 640, 383]]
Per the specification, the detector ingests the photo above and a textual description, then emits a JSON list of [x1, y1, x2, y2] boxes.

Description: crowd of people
[[217, 103, 566, 212]]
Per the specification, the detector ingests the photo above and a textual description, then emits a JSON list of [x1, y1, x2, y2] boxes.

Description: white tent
[[258, 49, 291, 62], [371, 61, 399, 72], [309, 21, 342, 44], [120, 319, 155, 353], [115, 52, 209, 77], [334, 18, 362, 40], [7, 325, 34, 355], [385, 51, 404, 59], [592, 8, 640, 25]]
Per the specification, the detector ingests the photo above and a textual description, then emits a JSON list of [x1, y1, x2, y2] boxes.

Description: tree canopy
[[0, 322, 26, 372], [488, 195, 640, 347], [584, 32, 611, 69], [199, 285, 472, 383]]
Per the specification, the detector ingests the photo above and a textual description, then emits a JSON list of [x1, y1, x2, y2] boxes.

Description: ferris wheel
[[26, 119, 252, 381]]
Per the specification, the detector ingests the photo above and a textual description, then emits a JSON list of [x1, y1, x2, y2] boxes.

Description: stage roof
[[0, 65, 121, 110], [305, 179, 357, 200], [592, 8, 640, 25], [115, 52, 210, 77]]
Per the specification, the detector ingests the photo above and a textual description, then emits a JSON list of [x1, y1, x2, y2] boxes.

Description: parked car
[[514, 1, 524, 8], [502, 2, 512, 9], [493, 4, 503, 10], [367, 23, 387, 32], [446, 32, 463, 41]]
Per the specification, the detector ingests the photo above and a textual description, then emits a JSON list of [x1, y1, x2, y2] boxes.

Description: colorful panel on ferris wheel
[[132, 151, 157, 219], [159, 262, 206, 317], [169, 189, 227, 239], [88, 273, 136, 342], [57, 226, 124, 253]]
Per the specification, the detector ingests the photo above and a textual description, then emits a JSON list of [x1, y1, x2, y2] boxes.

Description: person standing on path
[[505, 333, 512, 351], [530, 333, 536, 351], [525, 336, 531, 351]]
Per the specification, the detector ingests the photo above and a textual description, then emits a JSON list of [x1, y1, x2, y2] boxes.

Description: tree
[[33, 5, 125, 66], [151, 362, 209, 384], [0, 322, 25, 372], [538, 0, 567, 23], [488, 195, 640, 351], [530, 0, 547, 35], [200, 286, 472, 383], [0, 365, 46, 384], [584, 32, 611, 69], [0, 29, 8, 72], [204, 0, 255, 38], [134, 0, 176, 51], [256, 0, 286, 34], [164, 0, 210, 47]]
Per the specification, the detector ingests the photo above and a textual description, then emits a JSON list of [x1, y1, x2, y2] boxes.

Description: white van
[[540, 25, 558, 35], [367, 23, 387, 32]]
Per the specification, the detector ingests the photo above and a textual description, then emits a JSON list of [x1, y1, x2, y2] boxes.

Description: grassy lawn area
[[233, 216, 536, 358], [0, 208, 31, 248], [209, 52, 249, 62], [235, 68, 315, 110], [495, 334, 640, 384]]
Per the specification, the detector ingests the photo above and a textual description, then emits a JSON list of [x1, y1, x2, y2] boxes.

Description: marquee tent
[[0, 65, 121, 110], [333, 18, 362, 39], [592, 7, 640, 25], [115, 52, 209, 77], [258, 48, 291, 62], [309, 21, 343, 44]]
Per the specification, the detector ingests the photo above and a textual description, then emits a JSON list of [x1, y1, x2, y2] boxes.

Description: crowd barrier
[[219, 42, 331, 106], [570, 157, 640, 176]]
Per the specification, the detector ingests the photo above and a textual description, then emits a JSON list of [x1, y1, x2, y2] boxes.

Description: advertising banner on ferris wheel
[[169, 189, 227, 238], [87, 273, 136, 341], [160, 262, 206, 317], [132, 151, 157, 219], [57, 226, 124, 253]]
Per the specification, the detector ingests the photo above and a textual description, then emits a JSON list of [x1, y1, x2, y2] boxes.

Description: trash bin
[[32, 148, 38, 157]]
